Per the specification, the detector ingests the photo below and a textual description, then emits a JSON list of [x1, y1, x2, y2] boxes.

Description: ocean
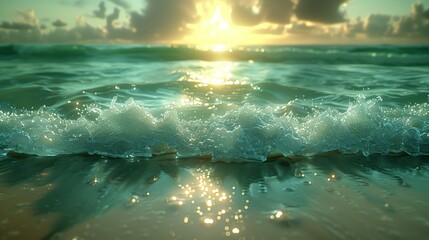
[[0, 44, 428, 239]]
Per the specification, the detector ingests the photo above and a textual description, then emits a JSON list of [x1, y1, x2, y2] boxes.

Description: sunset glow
[[186, 2, 249, 49], [1, 0, 429, 44]]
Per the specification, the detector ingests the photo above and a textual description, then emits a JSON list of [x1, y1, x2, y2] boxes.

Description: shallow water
[[1, 44, 428, 160], [1, 44, 429, 239], [0, 155, 428, 239]]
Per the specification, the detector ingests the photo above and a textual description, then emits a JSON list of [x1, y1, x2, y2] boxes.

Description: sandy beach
[[1, 154, 428, 240]]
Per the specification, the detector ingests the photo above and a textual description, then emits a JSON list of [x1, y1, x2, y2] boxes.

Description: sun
[[186, 1, 247, 50]]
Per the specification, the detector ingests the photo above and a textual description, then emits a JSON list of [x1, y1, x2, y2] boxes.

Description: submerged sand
[[0, 154, 428, 240]]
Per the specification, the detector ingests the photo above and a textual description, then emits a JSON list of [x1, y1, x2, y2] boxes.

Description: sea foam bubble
[[0, 96, 428, 161]]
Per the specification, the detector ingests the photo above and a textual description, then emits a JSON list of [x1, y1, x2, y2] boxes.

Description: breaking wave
[[1, 96, 428, 161]]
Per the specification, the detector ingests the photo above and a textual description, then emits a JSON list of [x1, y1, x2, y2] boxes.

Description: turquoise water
[[0, 44, 428, 160], [1, 45, 429, 240]]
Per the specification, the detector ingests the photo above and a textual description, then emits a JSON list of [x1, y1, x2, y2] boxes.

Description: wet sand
[[0, 154, 428, 240]]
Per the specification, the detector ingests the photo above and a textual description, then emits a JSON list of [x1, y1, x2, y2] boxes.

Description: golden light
[[186, 1, 250, 50], [168, 167, 250, 234]]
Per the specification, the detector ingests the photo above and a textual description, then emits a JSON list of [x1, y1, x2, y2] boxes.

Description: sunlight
[[210, 44, 229, 52], [167, 167, 250, 236], [186, 1, 249, 50], [209, 5, 230, 35]]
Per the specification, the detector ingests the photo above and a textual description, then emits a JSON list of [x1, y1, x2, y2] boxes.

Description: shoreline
[[0, 154, 428, 239]]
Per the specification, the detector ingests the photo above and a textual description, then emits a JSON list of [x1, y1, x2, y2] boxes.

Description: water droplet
[[294, 169, 304, 178], [204, 218, 214, 225]]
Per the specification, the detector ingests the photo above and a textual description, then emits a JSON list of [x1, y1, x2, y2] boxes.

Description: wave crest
[[2, 45, 429, 66], [1, 96, 428, 160]]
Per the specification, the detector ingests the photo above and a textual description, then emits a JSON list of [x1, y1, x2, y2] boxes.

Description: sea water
[[1, 44, 429, 239], [0, 44, 428, 160]]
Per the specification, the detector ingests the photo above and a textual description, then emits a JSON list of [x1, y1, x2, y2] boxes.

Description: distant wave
[[1, 44, 429, 66], [1, 95, 428, 161]]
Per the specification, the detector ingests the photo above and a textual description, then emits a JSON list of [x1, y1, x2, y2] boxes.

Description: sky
[[1, 0, 429, 45]]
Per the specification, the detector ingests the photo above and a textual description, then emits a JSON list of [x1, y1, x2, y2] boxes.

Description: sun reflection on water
[[181, 62, 243, 87], [174, 61, 255, 110], [168, 167, 250, 236]]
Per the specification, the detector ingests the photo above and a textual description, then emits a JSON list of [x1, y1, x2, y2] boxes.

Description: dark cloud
[[44, 25, 105, 43], [52, 19, 67, 28], [70, 24, 105, 41], [343, 3, 429, 41], [1, 29, 43, 42], [108, 0, 130, 9], [231, 0, 294, 26], [2, 0, 429, 44], [231, 3, 262, 26], [260, 0, 294, 24], [343, 17, 364, 37], [363, 14, 393, 37], [93, 1, 107, 19], [0, 9, 40, 40], [394, 3, 429, 37], [295, 0, 347, 24], [0, 21, 37, 31], [106, 7, 120, 30], [44, 15, 105, 43], [129, 0, 196, 41], [105, 7, 134, 39]]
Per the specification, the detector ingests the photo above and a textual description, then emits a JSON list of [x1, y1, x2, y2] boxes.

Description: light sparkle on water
[[166, 167, 249, 234]]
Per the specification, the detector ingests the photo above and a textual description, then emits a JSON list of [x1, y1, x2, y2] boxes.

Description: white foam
[[0, 96, 428, 160]]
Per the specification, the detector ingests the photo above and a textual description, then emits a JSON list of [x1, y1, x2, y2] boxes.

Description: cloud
[[105, 7, 134, 40], [0, 21, 37, 31], [362, 14, 394, 37], [52, 19, 68, 28], [342, 3, 429, 41], [231, 0, 294, 26], [295, 0, 347, 24], [343, 17, 364, 37], [47, 15, 105, 42], [46, 24, 105, 43], [108, 0, 130, 9], [393, 3, 429, 37], [231, 2, 263, 26], [16, 10, 39, 25], [129, 0, 197, 41], [260, 0, 294, 24], [0, 10, 40, 31], [70, 24, 105, 41], [287, 21, 334, 37], [254, 24, 285, 35], [106, 7, 120, 30], [93, 1, 107, 19], [2, 0, 429, 44]]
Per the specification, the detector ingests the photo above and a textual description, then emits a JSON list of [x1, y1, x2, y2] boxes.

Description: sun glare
[[209, 6, 230, 35], [187, 1, 247, 50]]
